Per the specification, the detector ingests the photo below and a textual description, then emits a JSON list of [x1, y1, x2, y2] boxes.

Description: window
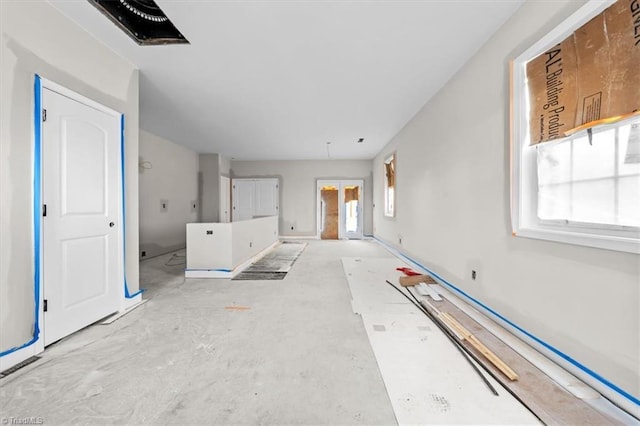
[[537, 122, 639, 229], [511, 0, 640, 253], [384, 154, 395, 217]]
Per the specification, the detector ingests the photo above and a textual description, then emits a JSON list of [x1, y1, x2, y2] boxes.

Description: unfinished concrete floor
[[0, 240, 398, 424]]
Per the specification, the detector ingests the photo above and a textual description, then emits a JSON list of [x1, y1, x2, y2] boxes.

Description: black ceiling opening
[[88, 0, 189, 46]]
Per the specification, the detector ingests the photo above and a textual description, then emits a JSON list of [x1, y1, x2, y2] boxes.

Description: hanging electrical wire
[[165, 252, 185, 267]]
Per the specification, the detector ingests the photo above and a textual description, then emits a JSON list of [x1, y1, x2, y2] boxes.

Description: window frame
[[383, 153, 396, 218], [510, 0, 640, 254]]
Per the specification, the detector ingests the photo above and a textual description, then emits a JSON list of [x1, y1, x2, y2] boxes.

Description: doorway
[[320, 185, 339, 239], [41, 81, 123, 345], [317, 180, 364, 239]]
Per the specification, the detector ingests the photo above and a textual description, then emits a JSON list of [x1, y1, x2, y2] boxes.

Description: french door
[[317, 180, 363, 239]]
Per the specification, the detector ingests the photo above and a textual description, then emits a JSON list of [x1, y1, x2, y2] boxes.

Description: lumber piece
[[398, 274, 437, 287], [438, 311, 465, 340], [422, 300, 519, 381], [441, 311, 519, 381]]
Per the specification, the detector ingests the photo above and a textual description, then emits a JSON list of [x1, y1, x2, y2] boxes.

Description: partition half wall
[[185, 216, 279, 278]]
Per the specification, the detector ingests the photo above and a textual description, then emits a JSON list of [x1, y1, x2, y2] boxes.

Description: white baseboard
[[122, 292, 143, 310], [185, 269, 232, 279], [279, 235, 319, 240], [103, 298, 148, 324], [230, 240, 279, 276], [185, 240, 280, 279], [0, 341, 44, 374]]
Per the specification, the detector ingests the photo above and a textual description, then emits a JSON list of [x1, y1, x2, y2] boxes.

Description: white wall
[[231, 160, 373, 236], [185, 216, 278, 272], [139, 130, 198, 259], [0, 1, 139, 353], [219, 155, 231, 177], [199, 154, 220, 223], [186, 223, 232, 270], [231, 216, 279, 266], [373, 0, 639, 404]]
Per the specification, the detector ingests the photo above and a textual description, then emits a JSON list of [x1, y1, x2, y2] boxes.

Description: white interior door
[[220, 176, 231, 223], [232, 179, 255, 221], [254, 178, 279, 216], [42, 87, 121, 345]]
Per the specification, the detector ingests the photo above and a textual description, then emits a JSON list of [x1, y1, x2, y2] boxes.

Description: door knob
[[109, 222, 115, 228]]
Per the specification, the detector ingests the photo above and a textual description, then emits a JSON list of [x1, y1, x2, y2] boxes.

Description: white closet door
[[232, 178, 279, 220], [232, 179, 255, 221], [254, 178, 279, 216]]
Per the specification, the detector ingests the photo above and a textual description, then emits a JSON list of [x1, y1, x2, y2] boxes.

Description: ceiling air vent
[[88, 0, 189, 46]]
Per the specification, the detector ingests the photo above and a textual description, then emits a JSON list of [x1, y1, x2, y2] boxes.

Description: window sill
[[514, 226, 640, 254]]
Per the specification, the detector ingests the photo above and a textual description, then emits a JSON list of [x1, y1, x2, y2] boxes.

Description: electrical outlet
[[160, 199, 168, 212], [467, 259, 482, 284], [141, 251, 146, 258]]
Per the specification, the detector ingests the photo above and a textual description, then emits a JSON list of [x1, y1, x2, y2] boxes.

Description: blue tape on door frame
[[121, 115, 143, 299], [0, 75, 43, 358], [373, 235, 640, 406]]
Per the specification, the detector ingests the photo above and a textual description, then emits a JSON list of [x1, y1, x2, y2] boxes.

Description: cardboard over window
[[527, 0, 640, 144], [385, 156, 395, 188]]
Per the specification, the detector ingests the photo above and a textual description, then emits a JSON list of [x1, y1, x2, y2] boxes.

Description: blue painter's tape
[[120, 115, 143, 299], [32, 75, 42, 341], [1, 75, 43, 358], [373, 236, 640, 407], [186, 269, 233, 273]]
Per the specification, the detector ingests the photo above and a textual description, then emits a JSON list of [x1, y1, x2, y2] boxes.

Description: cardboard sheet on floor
[[342, 257, 540, 425], [343, 257, 413, 315]]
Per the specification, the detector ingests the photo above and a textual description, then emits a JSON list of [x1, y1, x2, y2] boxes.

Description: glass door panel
[[340, 181, 363, 239]]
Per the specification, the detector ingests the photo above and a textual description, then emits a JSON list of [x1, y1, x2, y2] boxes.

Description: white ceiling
[[50, 0, 524, 160]]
